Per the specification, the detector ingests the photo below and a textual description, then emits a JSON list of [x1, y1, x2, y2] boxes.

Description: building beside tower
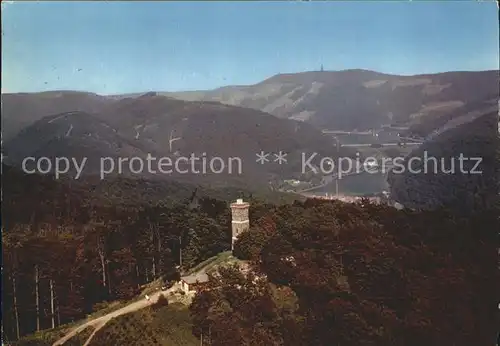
[[230, 198, 250, 251]]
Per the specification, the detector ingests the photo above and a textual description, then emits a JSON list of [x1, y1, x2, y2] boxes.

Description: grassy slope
[[183, 251, 234, 275], [12, 278, 167, 346], [15, 267, 295, 346], [12, 253, 242, 346], [89, 303, 197, 346], [11, 302, 196, 346], [64, 326, 95, 346]]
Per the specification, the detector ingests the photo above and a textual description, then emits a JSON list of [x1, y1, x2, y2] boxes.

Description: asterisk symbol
[[256, 151, 270, 164], [274, 151, 287, 164]]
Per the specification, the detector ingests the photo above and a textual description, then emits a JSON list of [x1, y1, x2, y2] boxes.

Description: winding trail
[[52, 254, 225, 345], [52, 284, 181, 346]]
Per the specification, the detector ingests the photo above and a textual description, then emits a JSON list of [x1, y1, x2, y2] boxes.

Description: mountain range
[[3, 69, 498, 139], [2, 93, 342, 186], [162, 69, 498, 134], [2, 69, 498, 188]]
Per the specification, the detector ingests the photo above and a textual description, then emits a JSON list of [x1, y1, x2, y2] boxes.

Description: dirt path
[[52, 284, 180, 346], [81, 320, 105, 346], [52, 257, 220, 346]]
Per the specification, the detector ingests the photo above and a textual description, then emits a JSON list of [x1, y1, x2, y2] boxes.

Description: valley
[[2, 69, 496, 200]]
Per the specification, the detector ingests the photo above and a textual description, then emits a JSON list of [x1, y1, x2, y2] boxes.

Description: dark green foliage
[[233, 216, 276, 261], [192, 199, 499, 346], [190, 265, 291, 346], [390, 111, 499, 212], [5, 141, 498, 346], [3, 164, 296, 342]]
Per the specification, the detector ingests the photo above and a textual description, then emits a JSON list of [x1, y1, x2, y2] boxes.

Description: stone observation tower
[[230, 198, 250, 251]]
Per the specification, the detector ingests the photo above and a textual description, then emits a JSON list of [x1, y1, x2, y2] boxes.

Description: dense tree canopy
[[196, 199, 499, 346], [3, 163, 498, 345], [1, 166, 239, 342]]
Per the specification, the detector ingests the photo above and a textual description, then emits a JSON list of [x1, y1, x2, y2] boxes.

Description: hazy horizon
[[2, 1, 499, 94], [1, 67, 499, 96]]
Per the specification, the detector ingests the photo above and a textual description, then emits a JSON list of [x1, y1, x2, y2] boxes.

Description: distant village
[[303, 191, 404, 209]]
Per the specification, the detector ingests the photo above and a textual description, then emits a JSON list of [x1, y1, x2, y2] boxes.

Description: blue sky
[[2, 1, 498, 94]]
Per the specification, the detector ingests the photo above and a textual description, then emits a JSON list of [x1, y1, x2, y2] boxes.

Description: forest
[[2, 162, 499, 345], [191, 199, 499, 346], [2, 163, 276, 342]]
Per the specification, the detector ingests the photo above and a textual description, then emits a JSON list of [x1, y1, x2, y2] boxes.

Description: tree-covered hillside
[[192, 199, 498, 346], [3, 165, 498, 346], [389, 110, 499, 211], [1, 164, 298, 342]]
